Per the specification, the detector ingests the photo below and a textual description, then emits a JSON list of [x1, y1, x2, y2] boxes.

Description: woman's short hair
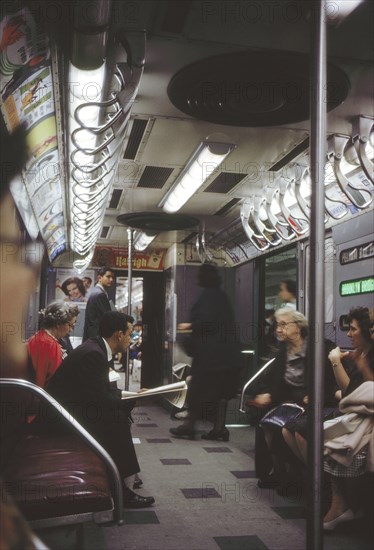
[[347, 306, 371, 342], [275, 307, 308, 337], [61, 277, 86, 297], [198, 263, 221, 288], [39, 301, 79, 329]]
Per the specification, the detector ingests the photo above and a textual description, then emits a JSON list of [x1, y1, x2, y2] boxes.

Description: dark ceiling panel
[[100, 226, 110, 238], [205, 172, 246, 194], [108, 189, 123, 209], [214, 197, 241, 216], [137, 166, 174, 189], [268, 137, 310, 171], [123, 119, 148, 160]]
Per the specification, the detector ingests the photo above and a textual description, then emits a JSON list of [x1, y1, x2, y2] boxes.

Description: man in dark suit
[[83, 266, 115, 341], [46, 311, 155, 508]]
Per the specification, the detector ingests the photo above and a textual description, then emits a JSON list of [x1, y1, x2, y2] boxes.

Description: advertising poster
[[55, 268, 95, 305], [0, 6, 66, 263], [93, 246, 165, 271]]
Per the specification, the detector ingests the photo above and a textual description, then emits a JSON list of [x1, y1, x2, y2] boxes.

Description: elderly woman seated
[[248, 307, 337, 489], [27, 300, 79, 388]]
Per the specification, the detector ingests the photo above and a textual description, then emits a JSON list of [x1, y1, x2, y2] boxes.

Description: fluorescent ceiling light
[[159, 141, 236, 213], [133, 231, 157, 251], [325, 1, 365, 25]]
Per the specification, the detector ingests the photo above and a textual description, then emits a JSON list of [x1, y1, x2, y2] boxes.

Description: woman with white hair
[[27, 300, 79, 388]]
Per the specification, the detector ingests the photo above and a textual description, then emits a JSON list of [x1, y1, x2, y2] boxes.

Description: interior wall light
[[133, 231, 157, 251], [159, 140, 236, 213]]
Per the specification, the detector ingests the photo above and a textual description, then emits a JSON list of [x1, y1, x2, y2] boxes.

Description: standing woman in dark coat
[[170, 263, 242, 440]]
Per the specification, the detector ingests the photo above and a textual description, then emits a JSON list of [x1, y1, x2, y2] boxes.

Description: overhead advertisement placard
[[93, 246, 165, 272], [0, 6, 66, 263]]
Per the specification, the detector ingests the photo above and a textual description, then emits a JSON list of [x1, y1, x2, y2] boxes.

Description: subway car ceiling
[[1, 0, 373, 271]]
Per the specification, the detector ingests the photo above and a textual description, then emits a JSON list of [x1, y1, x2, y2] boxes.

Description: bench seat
[[3, 433, 113, 521], [0, 378, 124, 529]]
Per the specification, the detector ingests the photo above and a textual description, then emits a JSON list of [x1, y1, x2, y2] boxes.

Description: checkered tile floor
[[102, 400, 372, 550]]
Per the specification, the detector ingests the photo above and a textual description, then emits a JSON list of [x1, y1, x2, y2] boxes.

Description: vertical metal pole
[[125, 228, 133, 391], [307, 1, 326, 549]]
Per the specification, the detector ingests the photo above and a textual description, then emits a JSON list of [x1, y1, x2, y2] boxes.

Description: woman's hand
[[178, 323, 192, 331], [250, 393, 272, 407], [303, 395, 308, 405], [328, 346, 349, 366]]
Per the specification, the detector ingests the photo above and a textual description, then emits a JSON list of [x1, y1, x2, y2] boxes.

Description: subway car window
[[260, 245, 297, 358]]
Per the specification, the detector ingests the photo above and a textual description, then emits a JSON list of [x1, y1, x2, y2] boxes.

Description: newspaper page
[[121, 381, 188, 408]]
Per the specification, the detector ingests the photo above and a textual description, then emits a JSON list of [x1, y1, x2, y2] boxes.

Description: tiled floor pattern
[[100, 400, 373, 550]]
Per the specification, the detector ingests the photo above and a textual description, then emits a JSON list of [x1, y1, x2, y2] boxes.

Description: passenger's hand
[[328, 346, 349, 366], [251, 393, 272, 407], [303, 395, 308, 405], [178, 323, 192, 331], [335, 390, 342, 401]]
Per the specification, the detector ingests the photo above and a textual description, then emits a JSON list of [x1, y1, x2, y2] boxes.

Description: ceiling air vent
[[205, 172, 247, 194], [123, 119, 148, 160], [181, 231, 198, 244], [108, 189, 123, 209], [137, 166, 174, 189], [100, 226, 110, 238], [268, 137, 310, 171], [214, 198, 241, 216]]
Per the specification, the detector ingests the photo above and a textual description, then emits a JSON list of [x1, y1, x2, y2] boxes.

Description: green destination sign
[[340, 276, 374, 296]]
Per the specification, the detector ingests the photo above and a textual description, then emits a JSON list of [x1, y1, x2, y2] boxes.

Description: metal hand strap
[[352, 115, 374, 184], [240, 201, 270, 251], [264, 187, 296, 241], [252, 196, 282, 246], [278, 178, 309, 235], [327, 134, 372, 209]]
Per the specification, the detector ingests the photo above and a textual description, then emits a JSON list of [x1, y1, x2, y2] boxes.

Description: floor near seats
[[38, 399, 373, 550]]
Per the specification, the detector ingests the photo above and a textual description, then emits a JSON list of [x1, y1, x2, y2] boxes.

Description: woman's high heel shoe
[[201, 428, 229, 441]]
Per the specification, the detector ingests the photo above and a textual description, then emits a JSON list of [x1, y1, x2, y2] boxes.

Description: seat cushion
[[3, 433, 113, 520]]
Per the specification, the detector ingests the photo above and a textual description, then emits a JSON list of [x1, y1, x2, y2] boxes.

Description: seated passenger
[[44, 311, 155, 508], [246, 308, 309, 487], [322, 307, 373, 530], [27, 301, 79, 388]]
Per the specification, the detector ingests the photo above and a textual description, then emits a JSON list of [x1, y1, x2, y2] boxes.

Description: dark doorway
[[114, 270, 164, 389]]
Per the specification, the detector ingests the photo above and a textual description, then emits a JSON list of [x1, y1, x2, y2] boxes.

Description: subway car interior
[[0, 0, 373, 549]]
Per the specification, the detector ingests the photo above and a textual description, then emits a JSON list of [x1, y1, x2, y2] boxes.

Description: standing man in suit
[[46, 311, 155, 508], [83, 266, 115, 341]]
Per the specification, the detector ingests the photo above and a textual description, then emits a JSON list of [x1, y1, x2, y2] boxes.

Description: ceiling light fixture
[[159, 140, 236, 213], [133, 231, 157, 251]]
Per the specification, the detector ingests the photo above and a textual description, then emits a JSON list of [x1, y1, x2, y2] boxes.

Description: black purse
[[259, 402, 305, 429]]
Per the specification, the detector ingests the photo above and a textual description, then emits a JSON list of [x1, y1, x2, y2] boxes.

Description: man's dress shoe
[[169, 425, 195, 439], [123, 487, 155, 508]]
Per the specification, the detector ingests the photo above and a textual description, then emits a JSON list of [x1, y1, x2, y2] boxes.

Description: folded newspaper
[[121, 381, 188, 409]]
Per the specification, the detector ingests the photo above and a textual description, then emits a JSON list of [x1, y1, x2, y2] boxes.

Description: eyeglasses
[[275, 321, 297, 329], [66, 321, 76, 329]]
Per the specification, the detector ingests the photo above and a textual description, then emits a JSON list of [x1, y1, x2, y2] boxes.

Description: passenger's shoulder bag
[[259, 402, 305, 429]]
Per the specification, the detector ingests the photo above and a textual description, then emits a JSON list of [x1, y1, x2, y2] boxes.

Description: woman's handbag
[[259, 402, 305, 429]]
